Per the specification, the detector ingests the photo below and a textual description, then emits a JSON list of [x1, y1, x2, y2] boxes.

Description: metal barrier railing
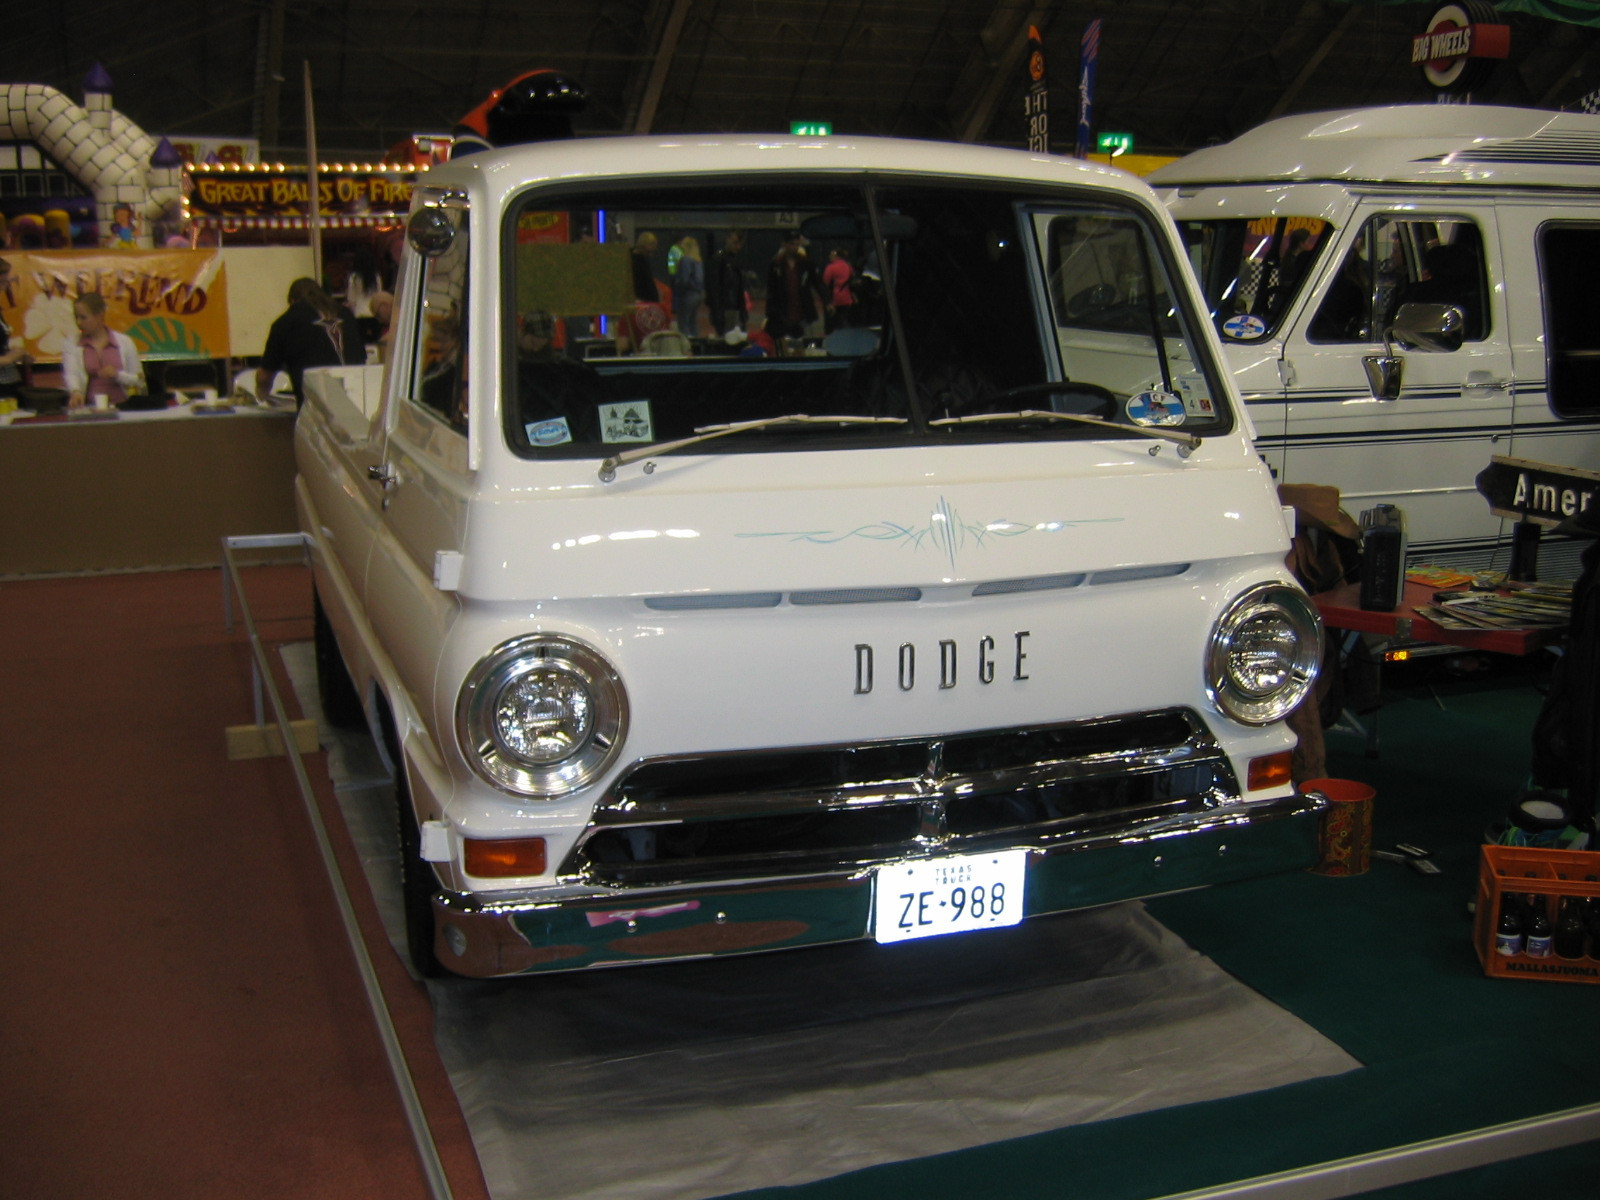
[[221, 534, 454, 1200], [1149, 1101, 1600, 1200]]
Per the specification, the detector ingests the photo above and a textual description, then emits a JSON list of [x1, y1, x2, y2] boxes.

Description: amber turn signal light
[[1247, 751, 1294, 792], [464, 837, 547, 877]]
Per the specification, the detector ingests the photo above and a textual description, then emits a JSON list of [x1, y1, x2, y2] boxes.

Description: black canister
[[1359, 504, 1406, 612]]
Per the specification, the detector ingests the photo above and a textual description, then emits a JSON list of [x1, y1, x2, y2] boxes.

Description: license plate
[[872, 850, 1027, 944]]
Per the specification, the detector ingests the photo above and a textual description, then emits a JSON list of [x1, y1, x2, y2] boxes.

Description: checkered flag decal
[[1570, 86, 1600, 114]]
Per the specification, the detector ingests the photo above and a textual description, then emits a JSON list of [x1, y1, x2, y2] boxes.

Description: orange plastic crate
[[1473, 844, 1600, 984]]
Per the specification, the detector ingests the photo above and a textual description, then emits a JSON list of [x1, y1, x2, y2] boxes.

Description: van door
[[1279, 205, 1513, 566], [364, 195, 472, 701], [1172, 213, 1309, 478], [1498, 204, 1600, 575]]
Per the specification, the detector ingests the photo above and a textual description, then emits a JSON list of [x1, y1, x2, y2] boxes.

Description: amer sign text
[[1475, 455, 1600, 529]]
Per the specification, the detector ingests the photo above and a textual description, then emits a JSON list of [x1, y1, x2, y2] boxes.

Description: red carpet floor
[[0, 564, 489, 1200]]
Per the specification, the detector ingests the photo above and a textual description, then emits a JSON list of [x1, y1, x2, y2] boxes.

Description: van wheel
[[312, 588, 366, 730], [395, 768, 446, 979]]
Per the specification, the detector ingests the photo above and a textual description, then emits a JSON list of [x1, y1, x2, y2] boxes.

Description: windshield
[[505, 178, 1231, 460], [1175, 217, 1333, 342]]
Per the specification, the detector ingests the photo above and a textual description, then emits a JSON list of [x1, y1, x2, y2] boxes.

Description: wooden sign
[[1476, 454, 1600, 529]]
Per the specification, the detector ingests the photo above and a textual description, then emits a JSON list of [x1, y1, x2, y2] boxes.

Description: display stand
[[0, 406, 298, 575], [1313, 579, 1561, 757]]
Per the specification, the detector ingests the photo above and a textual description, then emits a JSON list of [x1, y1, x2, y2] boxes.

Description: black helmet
[[455, 70, 588, 152]]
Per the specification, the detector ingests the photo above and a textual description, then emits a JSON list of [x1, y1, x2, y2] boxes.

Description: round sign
[[1421, 5, 1474, 89], [1415, 1, 1504, 94], [1125, 391, 1187, 427], [1222, 313, 1269, 341]]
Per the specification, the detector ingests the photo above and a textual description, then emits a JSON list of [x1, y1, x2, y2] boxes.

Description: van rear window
[[1539, 223, 1600, 418]]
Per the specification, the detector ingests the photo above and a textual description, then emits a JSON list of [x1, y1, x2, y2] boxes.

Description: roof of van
[[417, 133, 1158, 206], [1146, 105, 1600, 190]]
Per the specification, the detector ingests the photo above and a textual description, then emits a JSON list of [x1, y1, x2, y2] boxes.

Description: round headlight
[[457, 636, 627, 797], [1206, 583, 1320, 726]]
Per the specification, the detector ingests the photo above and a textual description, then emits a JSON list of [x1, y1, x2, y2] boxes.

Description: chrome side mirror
[[408, 207, 456, 258], [1390, 302, 1465, 354], [1363, 302, 1466, 401]]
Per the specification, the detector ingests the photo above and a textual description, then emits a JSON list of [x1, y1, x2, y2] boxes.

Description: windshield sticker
[[1222, 313, 1268, 340], [1179, 392, 1217, 418], [599, 400, 654, 443], [526, 416, 573, 446], [1125, 391, 1187, 427]]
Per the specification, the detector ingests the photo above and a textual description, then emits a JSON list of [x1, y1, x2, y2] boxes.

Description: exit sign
[[790, 121, 833, 136], [1097, 131, 1133, 156]]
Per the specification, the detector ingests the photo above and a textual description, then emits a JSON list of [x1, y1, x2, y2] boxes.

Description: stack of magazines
[[1415, 581, 1572, 632]]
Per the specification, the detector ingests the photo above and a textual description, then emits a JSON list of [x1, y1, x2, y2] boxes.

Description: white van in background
[[1149, 105, 1600, 577]]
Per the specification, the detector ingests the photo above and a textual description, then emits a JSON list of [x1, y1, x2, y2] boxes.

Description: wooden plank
[[225, 718, 321, 760]]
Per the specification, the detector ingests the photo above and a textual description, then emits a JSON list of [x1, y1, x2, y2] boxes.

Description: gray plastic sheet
[[283, 644, 1359, 1200]]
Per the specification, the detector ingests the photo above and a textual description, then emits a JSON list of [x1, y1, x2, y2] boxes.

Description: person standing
[[0, 258, 25, 403], [822, 248, 856, 332], [674, 236, 705, 337], [710, 231, 748, 336], [764, 231, 824, 342], [63, 292, 144, 410], [631, 232, 661, 303], [256, 278, 365, 406]]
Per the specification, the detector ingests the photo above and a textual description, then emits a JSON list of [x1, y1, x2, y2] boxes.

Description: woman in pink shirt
[[822, 248, 856, 332], [64, 293, 144, 410]]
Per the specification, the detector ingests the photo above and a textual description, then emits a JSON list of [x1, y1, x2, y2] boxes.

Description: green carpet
[[722, 657, 1600, 1199]]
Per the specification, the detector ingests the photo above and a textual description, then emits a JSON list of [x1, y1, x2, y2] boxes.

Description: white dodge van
[[296, 135, 1322, 978], [1150, 105, 1600, 576]]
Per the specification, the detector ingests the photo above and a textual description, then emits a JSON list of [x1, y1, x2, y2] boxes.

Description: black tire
[[312, 588, 366, 730]]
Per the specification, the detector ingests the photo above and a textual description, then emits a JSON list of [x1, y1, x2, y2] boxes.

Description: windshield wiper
[[929, 409, 1201, 455], [598, 414, 909, 482]]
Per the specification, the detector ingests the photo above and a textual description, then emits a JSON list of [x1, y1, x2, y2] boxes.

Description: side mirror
[[1389, 302, 1465, 354], [1363, 302, 1466, 401], [408, 207, 457, 258]]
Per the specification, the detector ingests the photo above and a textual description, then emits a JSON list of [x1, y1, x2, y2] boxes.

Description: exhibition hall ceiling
[[10, 1, 1600, 159]]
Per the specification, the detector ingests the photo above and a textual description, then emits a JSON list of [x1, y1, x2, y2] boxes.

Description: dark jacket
[[763, 252, 824, 334], [260, 300, 365, 403]]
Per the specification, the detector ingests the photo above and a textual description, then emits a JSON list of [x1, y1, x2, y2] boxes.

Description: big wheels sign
[[1411, 3, 1511, 94]]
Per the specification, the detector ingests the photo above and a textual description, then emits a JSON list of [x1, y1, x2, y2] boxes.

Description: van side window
[[408, 206, 470, 433], [1175, 217, 1330, 340], [1539, 223, 1600, 418], [1308, 216, 1487, 344]]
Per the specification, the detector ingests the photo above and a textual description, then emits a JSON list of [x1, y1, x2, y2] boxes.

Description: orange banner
[[0, 250, 232, 362]]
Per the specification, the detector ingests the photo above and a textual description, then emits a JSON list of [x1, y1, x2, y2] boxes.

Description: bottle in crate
[[1495, 895, 1525, 956], [1554, 895, 1588, 959], [1525, 895, 1554, 958]]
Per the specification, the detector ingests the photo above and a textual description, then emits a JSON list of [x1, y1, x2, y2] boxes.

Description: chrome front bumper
[[429, 793, 1323, 977]]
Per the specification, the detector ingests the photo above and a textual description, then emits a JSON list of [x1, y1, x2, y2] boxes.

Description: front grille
[[562, 708, 1240, 887]]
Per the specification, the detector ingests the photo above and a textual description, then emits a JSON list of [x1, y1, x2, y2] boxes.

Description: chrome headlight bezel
[[456, 635, 628, 798], [1206, 582, 1321, 726]]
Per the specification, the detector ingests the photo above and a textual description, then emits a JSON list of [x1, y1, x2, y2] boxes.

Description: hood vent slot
[[640, 563, 1189, 610]]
